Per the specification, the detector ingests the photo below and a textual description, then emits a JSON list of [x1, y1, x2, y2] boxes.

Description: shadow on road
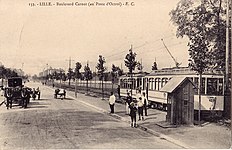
[[53, 97, 74, 100], [28, 105, 48, 109], [63, 98, 74, 100]]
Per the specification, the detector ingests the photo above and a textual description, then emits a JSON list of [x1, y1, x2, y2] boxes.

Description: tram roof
[[120, 72, 149, 78], [148, 67, 223, 76]]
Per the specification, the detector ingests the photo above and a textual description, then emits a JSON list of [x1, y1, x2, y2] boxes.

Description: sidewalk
[[65, 90, 230, 149]]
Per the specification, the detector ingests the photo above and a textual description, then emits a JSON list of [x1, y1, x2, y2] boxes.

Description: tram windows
[[161, 78, 165, 87], [133, 78, 136, 89], [155, 78, 159, 90], [137, 78, 139, 87], [201, 78, 206, 94], [161, 78, 168, 88], [149, 78, 154, 90], [206, 78, 223, 95], [127, 78, 136, 89], [125, 79, 128, 88], [137, 78, 142, 89], [207, 78, 217, 95], [128, 78, 132, 89], [158, 78, 162, 90], [152, 79, 156, 90], [143, 78, 146, 90], [155, 78, 161, 90], [218, 78, 223, 95], [194, 77, 206, 94], [123, 79, 125, 88]]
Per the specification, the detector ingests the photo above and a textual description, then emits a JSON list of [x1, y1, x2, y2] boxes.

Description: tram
[[119, 67, 224, 116]]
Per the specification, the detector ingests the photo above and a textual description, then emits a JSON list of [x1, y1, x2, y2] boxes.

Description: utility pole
[[75, 67, 77, 98], [226, 0, 229, 91], [59, 68, 62, 88], [95, 67, 96, 89], [66, 57, 74, 86], [228, 0, 232, 147], [130, 45, 133, 97], [86, 60, 90, 95]]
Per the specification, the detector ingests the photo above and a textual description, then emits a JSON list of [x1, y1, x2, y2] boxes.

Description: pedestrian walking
[[109, 92, 116, 113], [137, 97, 144, 121], [129, 102, 137, 128], [125, 92, 132, 115], [142, 92, 148, 116]]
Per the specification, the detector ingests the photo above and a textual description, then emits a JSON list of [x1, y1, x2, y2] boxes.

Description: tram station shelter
[[160, 76, 194, 125]]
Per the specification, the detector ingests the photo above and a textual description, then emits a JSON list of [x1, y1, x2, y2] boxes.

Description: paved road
[[0, 82, 182, 149]]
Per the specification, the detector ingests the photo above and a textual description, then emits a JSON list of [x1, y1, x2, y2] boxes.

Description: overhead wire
[[106, 36, 186, 64], [105, 34, 177, 59]]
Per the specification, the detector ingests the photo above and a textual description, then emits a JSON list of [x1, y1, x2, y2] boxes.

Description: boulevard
[[0, 81, 181, 149]]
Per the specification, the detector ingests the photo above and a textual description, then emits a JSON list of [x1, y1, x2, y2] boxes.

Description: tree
[[67, 68, 74, 86], [0, 65, 19, 79], [74, 62, 82, 79], [96, 55, 106, 99], [137, 61, 143, 73], [124, 48, 138, 95], [152, 61, 158, 70], [52, 71, 60, 80], [55, 69, 66, 87], [74, 62, 82, 97], [61, 72, 67, 81], [124, 49, 137, 74], [169, 0, 226, 125], [111, 64, 123, 87], [84, 63, 92, 95], [170, 0, 226, 71]]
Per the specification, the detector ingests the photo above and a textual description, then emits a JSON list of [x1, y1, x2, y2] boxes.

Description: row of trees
[[45, 50, 157, 86], [0, 65, 19, 79], [40, 49, 147, 99]]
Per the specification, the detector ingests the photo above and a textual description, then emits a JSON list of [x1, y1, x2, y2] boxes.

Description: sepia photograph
[[0, 0, 231, 149]]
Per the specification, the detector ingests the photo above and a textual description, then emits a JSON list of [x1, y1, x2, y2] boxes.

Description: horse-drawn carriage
[[3, 77, 32, 109], [54, 88, 66, 100]]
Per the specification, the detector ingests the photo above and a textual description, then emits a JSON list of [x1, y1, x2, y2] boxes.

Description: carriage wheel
[[6, 98, 12, 109]]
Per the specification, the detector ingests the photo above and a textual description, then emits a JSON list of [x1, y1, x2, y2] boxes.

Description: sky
[[0, 0, 189, 75]]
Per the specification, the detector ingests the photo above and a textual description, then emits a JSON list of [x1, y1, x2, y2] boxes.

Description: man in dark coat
[[129, 102, 137, 128], [125, 92, 132, 115]]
